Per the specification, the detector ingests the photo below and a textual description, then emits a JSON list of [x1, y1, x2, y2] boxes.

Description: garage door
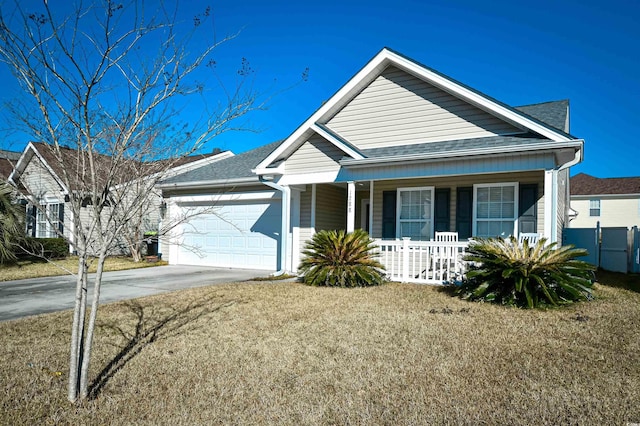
[[175, 200, 281, 270]]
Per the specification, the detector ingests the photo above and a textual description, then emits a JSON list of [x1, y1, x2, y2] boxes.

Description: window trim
[[472, 182, 519, 238], [395, 186, 435, 241], [589, 198, 601, 217], [35, 200, 63, 238]]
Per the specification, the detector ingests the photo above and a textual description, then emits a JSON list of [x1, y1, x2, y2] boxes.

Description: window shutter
[[28, 205, 36, 237], [456, 187, 473, 239], [434, 188, 450, 232], [519, 184, 538, 234], [382, 191, 397, 239], [58, 203, 65, 235]]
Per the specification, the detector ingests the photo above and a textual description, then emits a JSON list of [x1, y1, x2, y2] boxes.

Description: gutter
[[557, 141, 584, 171], [157, 176, 259, 191], [259, 176, 290, 276], [340, 140, 584, 168]]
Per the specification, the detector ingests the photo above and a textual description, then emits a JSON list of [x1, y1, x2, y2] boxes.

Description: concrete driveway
[[0, 265, 269, 322]]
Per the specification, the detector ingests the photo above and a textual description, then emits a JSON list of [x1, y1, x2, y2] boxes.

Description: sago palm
[[0, 182, 24, 264], [458, 236, 595, 308], [298, 229, 387, 287]]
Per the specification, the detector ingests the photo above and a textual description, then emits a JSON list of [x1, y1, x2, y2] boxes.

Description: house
[[569, 173, 640, 229], [159, 48, 585, 282], [8, 141, 232, 255]]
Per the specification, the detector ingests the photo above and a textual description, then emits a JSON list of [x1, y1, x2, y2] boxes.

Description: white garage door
[[175, 200, 281, 270]]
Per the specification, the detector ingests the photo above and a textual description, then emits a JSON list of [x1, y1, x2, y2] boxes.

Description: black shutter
[[434, 188, 450, 232], [382, 191, 397, 239], [58, 203, 64, 235], [456, 187, 473, 239], [519, 184, 538, 234], [27, 205, 36, 237]]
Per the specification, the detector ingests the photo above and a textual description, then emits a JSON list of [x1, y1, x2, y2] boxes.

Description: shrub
[[298, 229, 387, 287], [457, 237, 595, 308], [23, 237, 69, 259]]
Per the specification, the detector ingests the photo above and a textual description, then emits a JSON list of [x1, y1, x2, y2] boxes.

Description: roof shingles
[[161, 142, 281, 185], [571, 173, 640, 196]]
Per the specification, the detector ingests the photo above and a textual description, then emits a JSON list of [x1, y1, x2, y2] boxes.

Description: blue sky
[[1, 0, 638, 177]]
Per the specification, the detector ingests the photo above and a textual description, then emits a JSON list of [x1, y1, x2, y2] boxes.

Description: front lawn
[[0, 256, 167, 282], [0, 272, 638, 424]]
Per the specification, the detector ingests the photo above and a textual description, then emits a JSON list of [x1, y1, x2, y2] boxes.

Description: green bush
[[457, 237, 595, 308], [298, 229, 387, 287], [23, 237, 69, 259]]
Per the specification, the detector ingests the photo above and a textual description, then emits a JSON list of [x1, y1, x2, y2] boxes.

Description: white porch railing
[[374, 238, 469, 284]]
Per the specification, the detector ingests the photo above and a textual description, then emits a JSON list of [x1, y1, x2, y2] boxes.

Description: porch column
[[369, 180, 374, 236], [544, 169, 558, 243], [347, 181, 355, 232], [310, 184, 316, 234], [290, 189, 301, 273]]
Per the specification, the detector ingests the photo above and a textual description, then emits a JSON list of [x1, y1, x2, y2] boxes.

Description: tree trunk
[[68, 255, 89, 402], [78, 252, 107, 400]]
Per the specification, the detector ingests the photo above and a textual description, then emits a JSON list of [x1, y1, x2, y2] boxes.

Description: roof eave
[[341, 140, 584, 168]]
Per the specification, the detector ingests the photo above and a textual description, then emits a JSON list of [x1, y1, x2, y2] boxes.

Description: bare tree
[[0, 0, 262, 403]]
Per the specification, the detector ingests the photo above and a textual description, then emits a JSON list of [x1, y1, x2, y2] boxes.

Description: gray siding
[[327, 66, 521, 150], [21, 157, 65, 201], [315, 184, 346, 231], [299, 185, 313, 249], [285, 135, 343, 174]]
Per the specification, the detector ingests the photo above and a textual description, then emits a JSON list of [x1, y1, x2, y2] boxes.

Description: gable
[[326, 66, 522, 150], [21, 154, 66, 199], [285, 135, 344, 175]]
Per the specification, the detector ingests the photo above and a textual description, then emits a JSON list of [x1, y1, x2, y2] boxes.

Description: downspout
[[260, 177, 290, 276], [556, 145, 584, 241]]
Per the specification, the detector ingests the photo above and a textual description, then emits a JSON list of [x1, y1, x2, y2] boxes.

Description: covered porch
[[292, 170, 554, 283]]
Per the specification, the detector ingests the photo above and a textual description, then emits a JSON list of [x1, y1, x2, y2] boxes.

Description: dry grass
[[0, 272, 639, 425], [0, 257, 167, 282]]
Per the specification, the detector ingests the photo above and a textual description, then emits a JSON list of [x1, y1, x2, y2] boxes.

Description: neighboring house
[[8, 141, 232, 254], [160, 48, 584, 278], [0, 149, 21, 182], [569, 173, 640, 229]]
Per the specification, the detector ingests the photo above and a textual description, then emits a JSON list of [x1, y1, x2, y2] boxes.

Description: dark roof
[[0, 158, 14, 180], [516, 100, 569, 132], [13, 142, 220, 190], [0, 149, 20, 180], [571, 173, 640, 196], [0, 149, 21, 161], [161, 142, 281, 185], [358, 134, 553, 159]]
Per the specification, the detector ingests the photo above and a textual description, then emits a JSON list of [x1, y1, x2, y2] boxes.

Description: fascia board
[[252, 162, 286, 176], [278, 170, 341, 186], [341, 140, 583, 168], [164, 151, 235, 177], [311, 123, 365, 160]]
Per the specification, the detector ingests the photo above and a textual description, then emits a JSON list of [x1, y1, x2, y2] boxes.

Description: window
[[397, 187, 434, 240], [589, 199, 600, 217], [474, 183, 518, 238], [35, 202, 64, 238]]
